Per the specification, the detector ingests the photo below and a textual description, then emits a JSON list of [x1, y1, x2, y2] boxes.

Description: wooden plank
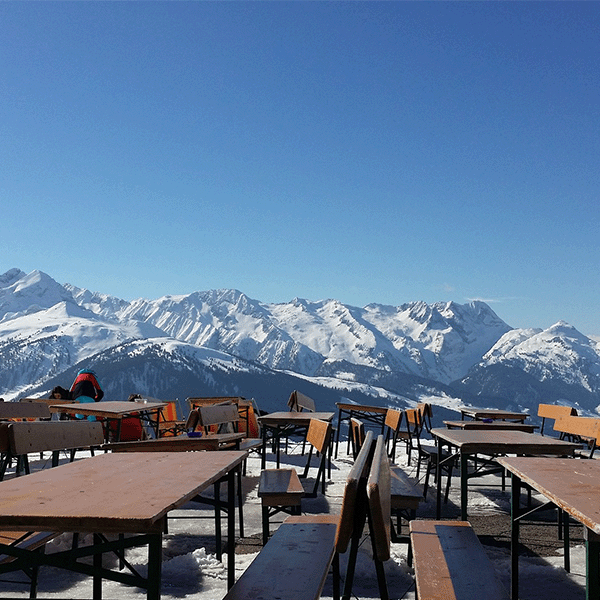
[[9, 421, 104, 455], [0, 402, 51, 420], [197, 404, 239, 428], [259, 469, 304, 506], [223, 519, 337, 600], [432, 428, 581, 455], [410, 520, 509, 600], [538, 403, 577, 420], [554, 415, 600, 443], [444, 420, 537, 433], [336, 430, 373, 553], [367, 435, 391, 562], [390, 465, 423, 511], [288, 390, 316, 412], [103, 433, 244, 452], [306, 419, 332, 454]]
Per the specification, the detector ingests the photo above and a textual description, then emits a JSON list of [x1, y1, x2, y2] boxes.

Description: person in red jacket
[[70, 369, 104, 420]]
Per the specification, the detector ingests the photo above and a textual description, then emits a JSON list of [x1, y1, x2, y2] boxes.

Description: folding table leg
[[147, 531, 163, 600]]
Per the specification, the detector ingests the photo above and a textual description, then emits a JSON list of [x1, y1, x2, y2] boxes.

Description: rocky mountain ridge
[[1, 269, 598, 418]]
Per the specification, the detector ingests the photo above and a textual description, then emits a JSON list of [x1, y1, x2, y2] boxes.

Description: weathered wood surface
[[459, 407, 530, 422], [554, 415, 600, 443], [336, 430, 373, 552], [288, 390, 317, 412], [432, 428, 581, 455], [410, 520, 509, 600], [48, 400, 166, 418], [9, 421, 104, 455], [258, 411, 335, 426], [102, 432, 245, 452], [19, 397, 71, 406], [0, 402, 51, 420], [390, 465, 423, 511], [498, 456, 600, 534], [367, 435, 391, 562], [197, 404, 240, 428], [0, 450, 246, 534], [538, 403, 578, 434], [444, 420, 537, 433], [223, 518, 338, 600], [258, 469, 304, 506], [335, 402, 387, 414]]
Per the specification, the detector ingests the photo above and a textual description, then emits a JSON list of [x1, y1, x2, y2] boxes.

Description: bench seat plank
[[390, 465, 423, 511], [410, 520, 509, 600], [223, 518, 338, 600], [258, 469, 304, 506]]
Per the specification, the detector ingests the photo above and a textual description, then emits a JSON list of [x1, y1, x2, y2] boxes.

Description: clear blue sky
[[1, 2, 599, 336]]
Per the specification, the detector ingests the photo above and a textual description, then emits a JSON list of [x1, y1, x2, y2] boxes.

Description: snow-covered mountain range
[[1, 268, 599, 420]]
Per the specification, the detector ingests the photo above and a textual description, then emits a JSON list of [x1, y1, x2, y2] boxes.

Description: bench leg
[[332, 551, 340, 600], [262, 506, 270, 546]]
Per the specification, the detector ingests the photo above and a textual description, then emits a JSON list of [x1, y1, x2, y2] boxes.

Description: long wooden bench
[[410, 520, 509, 600], [224, 430, 376, 600]]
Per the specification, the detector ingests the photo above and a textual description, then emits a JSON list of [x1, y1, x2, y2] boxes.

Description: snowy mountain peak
[[0, 269, 75, 322], [1, 268, 599, 417]]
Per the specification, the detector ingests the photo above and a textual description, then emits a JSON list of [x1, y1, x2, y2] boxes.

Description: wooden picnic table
[[444, 420, 538, 433], [49, 400, 167, 441], [0, 450, 246, 597], [497, 456, 600, 600], [0, 401, 51, 420], [459, 407, 530, 422], [431, 428, 581, 520], [334, 402, 388, 457], [258, 411, 335, 468]]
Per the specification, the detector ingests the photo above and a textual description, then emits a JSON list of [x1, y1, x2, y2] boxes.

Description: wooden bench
[[538, 403, 577, 435], [553, 415, 600, 458], [410, 520, 509, 600], [224, 430, 376, 600], [0, 420, 104, 479], [258, 418, 332, 544]]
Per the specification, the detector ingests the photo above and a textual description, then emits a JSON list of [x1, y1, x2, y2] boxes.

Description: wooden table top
[[103, 432, 245, 452], [497, 456, 600, 534], [259, 411, 335, 425], [0, 450, 246, 534], [0, 402, 51, 420], [444, 420, 538, 433], [459, 407, 530, 421], [335, 403, 388, 414], [19, 397, 72, 406], [49, 400, 167, 418], [431, 428, 581, 455]]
